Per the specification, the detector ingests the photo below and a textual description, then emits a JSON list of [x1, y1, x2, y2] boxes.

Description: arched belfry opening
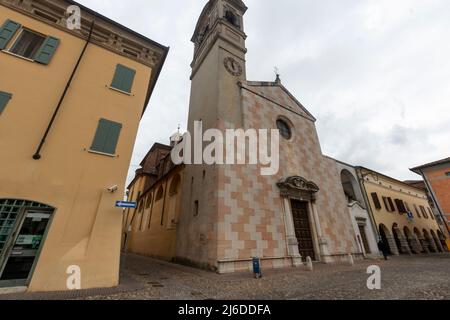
[[224, 9, 239, 28]]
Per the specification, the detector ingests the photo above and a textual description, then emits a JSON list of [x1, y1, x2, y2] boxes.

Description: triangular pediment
[[243, 81, 316, 122]]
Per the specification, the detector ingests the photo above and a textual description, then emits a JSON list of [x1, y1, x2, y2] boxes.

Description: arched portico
[[430, 230, 444, 253], [404, 226, 421, 254], [414, 228, 428, 253], [422, 229, 437, 253], [437, 230, 448, 252], [392, 223, 411, 255], [379, 224, 399, 255]]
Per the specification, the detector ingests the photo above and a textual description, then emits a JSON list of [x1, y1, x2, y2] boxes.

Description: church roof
[[242, 79, 317, 122]]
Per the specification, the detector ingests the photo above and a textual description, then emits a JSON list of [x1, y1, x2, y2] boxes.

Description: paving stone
[[2, 253, 449, 300]]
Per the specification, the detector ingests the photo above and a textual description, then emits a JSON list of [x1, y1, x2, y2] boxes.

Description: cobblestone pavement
[[80, 253, 450, 300]]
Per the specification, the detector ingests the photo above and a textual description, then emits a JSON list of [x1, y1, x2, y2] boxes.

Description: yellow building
[[356, 167, 446, 255], [0, 0, 168, 291], [123, 142, 183, 261]]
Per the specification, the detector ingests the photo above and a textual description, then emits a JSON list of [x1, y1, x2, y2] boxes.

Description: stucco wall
[[0, 6, 152, 291], [126, 170, 183, 261], [362, 170, 443, 253]]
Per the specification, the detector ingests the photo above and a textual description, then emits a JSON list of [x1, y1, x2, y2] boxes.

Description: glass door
[[0, 209, 52, 287]]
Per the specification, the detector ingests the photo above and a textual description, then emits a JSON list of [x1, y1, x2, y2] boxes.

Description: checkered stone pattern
[[215, 82, 359, 271]]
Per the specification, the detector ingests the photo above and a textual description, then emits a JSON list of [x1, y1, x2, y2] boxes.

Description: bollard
[[348, 253, 354, 266], [252, 257, 262, 279], [305, 256, 313, 271]]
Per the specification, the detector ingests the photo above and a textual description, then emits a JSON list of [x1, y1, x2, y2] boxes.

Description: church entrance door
[[291, 200, 315, 261]]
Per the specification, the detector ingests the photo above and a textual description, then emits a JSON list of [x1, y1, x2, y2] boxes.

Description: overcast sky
[[78, 0, 450, 184]]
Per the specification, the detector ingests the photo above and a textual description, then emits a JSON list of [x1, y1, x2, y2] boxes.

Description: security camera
[[107, 185, 118, 193]]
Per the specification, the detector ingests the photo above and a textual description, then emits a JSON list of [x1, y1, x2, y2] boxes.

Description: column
[[282, 198, 303, 267], [310, 201, 332, 263]]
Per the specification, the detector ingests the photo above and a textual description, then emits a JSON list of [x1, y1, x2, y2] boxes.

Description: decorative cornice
[[277, 176, 320, 202], [0, 0, 169, 116], [0, 0, 167, 68]]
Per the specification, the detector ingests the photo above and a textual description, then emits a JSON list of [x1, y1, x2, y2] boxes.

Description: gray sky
[[78, 0, 450, 184]]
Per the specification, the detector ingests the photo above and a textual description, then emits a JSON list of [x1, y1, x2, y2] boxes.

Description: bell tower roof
[[191, 0, 248, 43]]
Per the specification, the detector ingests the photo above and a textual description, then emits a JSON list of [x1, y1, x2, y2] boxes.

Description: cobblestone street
[[79, 253, 450, 300]]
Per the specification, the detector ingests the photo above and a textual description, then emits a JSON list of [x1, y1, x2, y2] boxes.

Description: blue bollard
[[252, 257, 262, 279]]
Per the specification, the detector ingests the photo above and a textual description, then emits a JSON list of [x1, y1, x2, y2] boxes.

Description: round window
[[276, 119, 292, 140]]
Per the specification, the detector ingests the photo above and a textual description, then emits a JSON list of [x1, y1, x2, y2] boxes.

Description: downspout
[[419, 169, 450, 235], [33, 17, 97, 160], [356, 167, 381, 240]]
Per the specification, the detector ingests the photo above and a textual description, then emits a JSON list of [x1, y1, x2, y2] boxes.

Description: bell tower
[[191, 0, 247, 77], [188, 0, 248, 130], [176, 0, 248, 269]]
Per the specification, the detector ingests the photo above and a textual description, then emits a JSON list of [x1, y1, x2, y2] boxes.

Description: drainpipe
[[419, 169, 450, 236], [33, 17, 97, 160], [356, 167, 381, 241]]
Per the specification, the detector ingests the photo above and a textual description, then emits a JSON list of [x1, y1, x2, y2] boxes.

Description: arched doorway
[[437, 230, 448, 252], [403, 226, 419, 254], [278, 176, 320, 263], [379, 224, 398, 255], [0, 199, 55, 287], [422, 229, 437, 253], [430, 230, 443, 253]]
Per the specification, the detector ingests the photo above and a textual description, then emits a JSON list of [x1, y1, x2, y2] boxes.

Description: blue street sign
[[116, 201, 137, 209], [407, 211, 414, 221]]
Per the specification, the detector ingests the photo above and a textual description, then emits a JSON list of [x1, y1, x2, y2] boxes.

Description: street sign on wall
[[115, 201, 137, 209]]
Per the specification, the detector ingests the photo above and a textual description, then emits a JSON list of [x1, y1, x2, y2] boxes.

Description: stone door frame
[[277, 176, 329, 265]]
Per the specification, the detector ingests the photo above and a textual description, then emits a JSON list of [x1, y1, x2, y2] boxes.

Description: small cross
[[274, 66, 280, 77]]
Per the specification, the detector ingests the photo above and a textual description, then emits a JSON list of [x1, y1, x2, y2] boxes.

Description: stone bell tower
[[189, 0, 248, 129], [176, 0, 248, 269]]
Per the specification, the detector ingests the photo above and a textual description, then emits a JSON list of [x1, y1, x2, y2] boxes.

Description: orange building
[[412, 158, 450, 248]]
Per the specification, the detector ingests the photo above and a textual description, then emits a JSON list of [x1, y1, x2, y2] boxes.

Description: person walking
[[378, 239, 389, 260]]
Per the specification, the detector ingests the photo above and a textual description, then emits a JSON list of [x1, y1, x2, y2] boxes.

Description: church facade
[[174, 0, 361, 273]]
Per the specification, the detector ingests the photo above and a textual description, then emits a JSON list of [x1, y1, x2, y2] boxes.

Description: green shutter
[[0, 91, 12, 114], [0, 20, 21, 50], [90, 119, 122, 155], [111, 64, 136, 93], [34, 36, 60, 64]]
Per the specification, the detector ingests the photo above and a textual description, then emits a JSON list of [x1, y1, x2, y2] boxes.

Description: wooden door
[[291, 200, 316, 261], [358, 225, 371, 254]]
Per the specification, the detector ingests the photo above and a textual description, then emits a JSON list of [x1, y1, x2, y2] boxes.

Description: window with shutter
[[0, 20, 21, 50], [10, 29, 46, 59], [33, 36, 60, 64], [90, 119, 122, 155], [0, 91, 12, 114], [110, 64, 136, 93], [404, 201, 411, 212], [382, 196, 390, 211], [428, 208, 435, 220], [394, 199, 407, 214], [420, 206, 428, 219], [371, 193, 382, 210], [414, 204, 421, 218], [388, 197, 396, 212]]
